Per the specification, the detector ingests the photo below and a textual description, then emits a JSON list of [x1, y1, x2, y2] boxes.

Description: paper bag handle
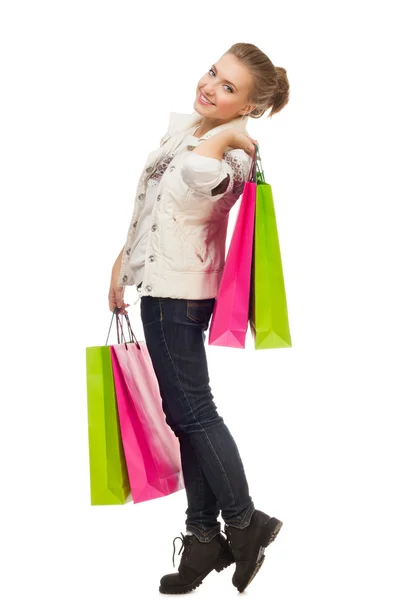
[[105, 307, 141, 350]]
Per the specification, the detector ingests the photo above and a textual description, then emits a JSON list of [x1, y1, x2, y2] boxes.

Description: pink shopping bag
[[110, 312, 184, 503], [208, 150, 257, 349]]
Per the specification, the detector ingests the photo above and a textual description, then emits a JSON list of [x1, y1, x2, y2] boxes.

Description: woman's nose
[[202, 85, 216, 96]]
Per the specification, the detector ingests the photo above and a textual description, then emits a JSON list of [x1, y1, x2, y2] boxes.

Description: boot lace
[[172, 532, 193, 568]]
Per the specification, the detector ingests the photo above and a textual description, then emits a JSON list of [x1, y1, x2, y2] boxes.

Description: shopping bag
[[208, 148, 257, 349], [85, 312, 130, 505], [249, 152, 292, 349], [110, 312, 185, 503]]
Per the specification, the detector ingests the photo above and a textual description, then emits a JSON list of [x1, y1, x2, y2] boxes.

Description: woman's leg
[[179, 434, 221, 538], [141, 296, 220, 540], [140, 296, 255, 543]]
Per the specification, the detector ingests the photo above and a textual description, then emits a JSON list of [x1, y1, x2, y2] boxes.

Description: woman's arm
[[180, 130, 256, 202], [192, 130, 257, 159], [109, 245, 130, 315], [191, 131, 233, 161], [111, 245, 125, 278]]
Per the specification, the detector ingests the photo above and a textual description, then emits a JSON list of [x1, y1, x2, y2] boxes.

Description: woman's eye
[[208, 69, 233, 93]]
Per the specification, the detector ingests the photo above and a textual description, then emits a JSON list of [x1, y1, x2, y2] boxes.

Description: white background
[[1, 1, 399, 598]]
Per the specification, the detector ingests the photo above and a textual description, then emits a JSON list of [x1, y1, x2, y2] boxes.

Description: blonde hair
[[225, 42, 290, 119]]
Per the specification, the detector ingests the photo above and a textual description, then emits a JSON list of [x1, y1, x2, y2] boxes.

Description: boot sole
[[235, 516, 283, 593], [159, 550, 234, 594]]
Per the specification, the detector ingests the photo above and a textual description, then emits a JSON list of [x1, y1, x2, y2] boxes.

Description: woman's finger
[[118, 302, 130, 315]]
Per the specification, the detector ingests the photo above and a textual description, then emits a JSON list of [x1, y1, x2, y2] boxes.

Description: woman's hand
[[109, 247, 130, 315], [230, 131, 259, 156], [223, 129, 259, 156], [109, 275, 130, 315]]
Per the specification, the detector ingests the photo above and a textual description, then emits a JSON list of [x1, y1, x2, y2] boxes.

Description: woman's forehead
[[213, 54, 253, 91]]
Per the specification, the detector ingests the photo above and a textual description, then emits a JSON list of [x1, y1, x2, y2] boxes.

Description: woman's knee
[[170, 398, 223, 434]]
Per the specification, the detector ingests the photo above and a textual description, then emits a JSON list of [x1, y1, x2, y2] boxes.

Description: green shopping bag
[[249, 149, 292, 349], [85, 309, 130, 505]]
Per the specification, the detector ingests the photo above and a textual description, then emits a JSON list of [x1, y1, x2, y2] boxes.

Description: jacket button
[[138, 193, 145, 200], [122, 275, 128, 283], [148, 255, 155, 262], [146, 167, 153, 173], [145, 285, 152, 292], [126, 248, 131, 255], [133, 221, 138, 228], [157, 194, 161, 201], [187, 145, 195, 151], [151, 224, 157, 232]]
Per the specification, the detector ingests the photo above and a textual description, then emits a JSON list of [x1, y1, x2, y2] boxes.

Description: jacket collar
[[161, 110, 249, 144]]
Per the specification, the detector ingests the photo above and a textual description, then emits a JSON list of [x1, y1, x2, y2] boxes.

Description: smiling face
[[194, 53, 256, 123]]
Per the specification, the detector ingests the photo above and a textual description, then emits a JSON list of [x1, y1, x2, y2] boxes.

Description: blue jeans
[[140, 296, 255, 543]]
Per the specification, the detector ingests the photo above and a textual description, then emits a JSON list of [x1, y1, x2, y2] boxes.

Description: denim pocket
[[186, 299, 215, 325]]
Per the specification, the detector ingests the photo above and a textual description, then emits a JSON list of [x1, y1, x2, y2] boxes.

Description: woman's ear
[[238, 104, 257, 117]]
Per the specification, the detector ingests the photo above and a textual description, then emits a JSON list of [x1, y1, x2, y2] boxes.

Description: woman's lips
[[198, 92, 215, 106]]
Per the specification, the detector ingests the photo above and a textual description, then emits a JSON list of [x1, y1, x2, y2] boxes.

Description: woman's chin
[[193, 100, 206, 115]]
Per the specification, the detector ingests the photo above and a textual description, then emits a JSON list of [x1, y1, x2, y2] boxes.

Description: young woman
[[108, 42, 290, 595]]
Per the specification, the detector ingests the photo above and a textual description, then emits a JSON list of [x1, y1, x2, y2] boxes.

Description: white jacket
[[117, 110, 253, 300]]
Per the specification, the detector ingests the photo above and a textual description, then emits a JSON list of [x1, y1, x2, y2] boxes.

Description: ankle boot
[[224, 509, 283, 593], [159, 531, 234, 594]]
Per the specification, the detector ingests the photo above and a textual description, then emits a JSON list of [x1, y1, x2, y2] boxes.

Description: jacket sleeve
[[180, 149, 253, 202]]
